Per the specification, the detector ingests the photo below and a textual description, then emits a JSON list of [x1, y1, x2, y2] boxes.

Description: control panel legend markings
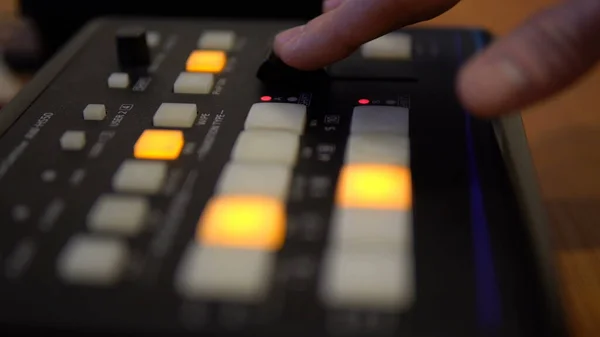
[[197, 110, 226, 160], [4, 237, 36, 279], [146, 170, 199, 280], [39, 198, 65, 232]]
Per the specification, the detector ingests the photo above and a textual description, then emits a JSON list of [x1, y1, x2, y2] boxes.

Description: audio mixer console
[[0, 17, 566, 337]]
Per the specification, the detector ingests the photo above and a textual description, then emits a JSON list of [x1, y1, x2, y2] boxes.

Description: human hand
[[273, 0, 600, 117]]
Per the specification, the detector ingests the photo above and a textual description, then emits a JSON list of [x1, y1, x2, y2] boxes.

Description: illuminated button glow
[[351, 105, 409, 136], [176, 244, 274, 302], [345, 134, 410, 165], [186, 50, 227, 73], [260, 96, 272, 102], [358, 98, 369, 105], [197, 195, 286, 251], [134, 129, 184, 160], [336, 164, 412, 210]]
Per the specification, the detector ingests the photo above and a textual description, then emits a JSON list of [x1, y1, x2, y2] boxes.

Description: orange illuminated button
[[134, 129, 184, 160], [197, 195, 286, 251], [186, 50, 227, 73], [336, 164, 412, 210]]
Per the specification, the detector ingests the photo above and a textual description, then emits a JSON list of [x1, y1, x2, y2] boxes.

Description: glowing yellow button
[[134, 129, 184, 160], [198, 195, 286, 251], [336, 164, 412, 210], [186, 50, 227, 73]]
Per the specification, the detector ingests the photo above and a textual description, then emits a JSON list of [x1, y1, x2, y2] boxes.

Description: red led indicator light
[[358, 99, 370, 105], [260, 96, 272, 102]]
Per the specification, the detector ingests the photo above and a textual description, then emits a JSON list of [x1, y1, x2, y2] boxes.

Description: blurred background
[[0, 0, 598, 336]]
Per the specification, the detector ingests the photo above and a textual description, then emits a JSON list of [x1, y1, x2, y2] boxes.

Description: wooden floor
[[1, 0, 599, 336]]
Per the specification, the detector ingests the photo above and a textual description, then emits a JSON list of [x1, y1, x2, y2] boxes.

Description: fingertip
[[457, 53, 529, 117]]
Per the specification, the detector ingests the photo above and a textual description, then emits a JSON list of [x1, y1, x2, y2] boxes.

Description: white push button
[[83, 104, 107, 121], [361, 33, 412, 60], [60, 130, 86, 151], [216, 161, 292, 200], [146, 31, 161, 48], [173, 72, 214, 94], [176, 244, 275, 302], [245, 103, 306, 134], [198, 30, 236, 50], [320, 249, 414, 311], [112, 159, 167, 195], [87, 194, 150, 236], [345, 134, 410, 165], [231, 129, 299, 166], [108, 72, 130, 88], [351, 105, 409, 136], [57, 235, 129, 286], [153, 103, 197, 128], [330, 208, 412, 250]]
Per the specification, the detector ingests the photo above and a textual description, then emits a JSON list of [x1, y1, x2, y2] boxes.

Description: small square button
[[345, 134, 409, 165], [245, 103, 306, 134], [60, 130, 86, 151], [330, 208, 412, 250], [320, 249, 414, 311], [83, 104, 107, 121], [87, 194, 150, 236], [197, 195, 286, 251], [112, 159, 168, 195], [153, 103, 197, 128], [134, 129, 184, 160], [198, 30, 236, 50], [351, 105, 409, 136], [361, 33, 412, 60], [108, 72, 130, 88], [231, 129, 299, 166], [336, 164, 412, 210], [186, 50, 227, 73], [216, 161, 292, 200], [146, 31, 161, 48], [57, 235, 130, 286], [176, 244, 275, 302], [174, 72, 214, 94]]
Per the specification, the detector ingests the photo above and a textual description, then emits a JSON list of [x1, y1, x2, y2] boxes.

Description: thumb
[[457, 0, 600, 117], [274, 0, 458, 70]]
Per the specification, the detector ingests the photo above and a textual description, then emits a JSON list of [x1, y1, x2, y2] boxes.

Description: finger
[[457, 0, 600, 117], [323, 0, 345, 12], [274, 0, 458, 70]]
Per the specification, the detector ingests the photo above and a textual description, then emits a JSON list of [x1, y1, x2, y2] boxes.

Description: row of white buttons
[[174, 102, 307, 302], [320, 103, 414, 312], [58, 159, 168, 284]]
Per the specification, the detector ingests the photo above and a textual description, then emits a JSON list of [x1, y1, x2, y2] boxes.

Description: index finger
[[274, 0, 459, 70]]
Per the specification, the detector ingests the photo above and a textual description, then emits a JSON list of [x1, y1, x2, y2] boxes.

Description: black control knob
[[257, 50, 329, 87], [116, 27, 150, 71]]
